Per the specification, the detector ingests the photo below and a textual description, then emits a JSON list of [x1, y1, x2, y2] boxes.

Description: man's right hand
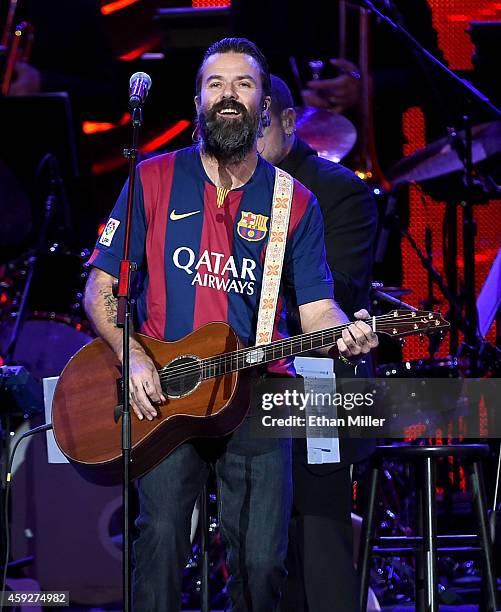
[[128, 346, 166, 421], [84, 268, 166, 421]]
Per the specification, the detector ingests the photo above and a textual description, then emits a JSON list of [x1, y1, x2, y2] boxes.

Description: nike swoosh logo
[[170, 209, 201, 221]]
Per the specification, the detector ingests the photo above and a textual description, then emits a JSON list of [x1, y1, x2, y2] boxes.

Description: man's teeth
[[220, 108, 239, 114]]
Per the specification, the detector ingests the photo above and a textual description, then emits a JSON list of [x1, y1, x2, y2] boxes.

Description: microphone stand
[[361, 0, 501, 374], [116, 104, 143, 612]]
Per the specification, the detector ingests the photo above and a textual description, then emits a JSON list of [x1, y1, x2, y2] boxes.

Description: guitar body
[[52, 322, 243, 484]]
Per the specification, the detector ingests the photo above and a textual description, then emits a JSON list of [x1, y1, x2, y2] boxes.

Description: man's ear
[[194, 95, 200, 111], [281, 107, 296, 135], [262, 96, 271, 112]]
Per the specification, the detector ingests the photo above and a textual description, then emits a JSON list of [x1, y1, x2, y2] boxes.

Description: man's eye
[[239, 82, 251, 87], [209, 82, 222, 88]]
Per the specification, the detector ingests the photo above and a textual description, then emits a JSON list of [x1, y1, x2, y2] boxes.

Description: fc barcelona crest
[[237, 211, 269, 242]]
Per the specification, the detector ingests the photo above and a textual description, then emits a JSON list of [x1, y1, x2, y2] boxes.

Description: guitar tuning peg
[[419, 334, 424, 343], [399, 338, 406, 347]]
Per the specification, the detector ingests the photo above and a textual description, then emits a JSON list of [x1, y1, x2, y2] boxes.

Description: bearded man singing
[[83, 37, 378, 612]]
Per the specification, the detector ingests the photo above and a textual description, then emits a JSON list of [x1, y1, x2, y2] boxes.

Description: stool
[[358, 444, 498, 612]]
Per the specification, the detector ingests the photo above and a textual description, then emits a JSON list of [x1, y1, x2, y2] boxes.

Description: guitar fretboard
[[195, 309, 448, 380], [201, 325, 348, 379]]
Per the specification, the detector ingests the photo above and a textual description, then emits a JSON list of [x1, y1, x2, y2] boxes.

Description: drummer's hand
[[337, 309, 378, 362], [305, 59, 362, 114], [301, 87, 330, 109], [128, 346, 166, 421], [8, 61, 42, 96]]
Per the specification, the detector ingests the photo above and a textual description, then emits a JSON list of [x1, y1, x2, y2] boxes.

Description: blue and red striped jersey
[[88, 146, 333, 374]]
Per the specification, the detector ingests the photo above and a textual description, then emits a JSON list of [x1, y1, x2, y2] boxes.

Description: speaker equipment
[[9, 421, 123, 606]]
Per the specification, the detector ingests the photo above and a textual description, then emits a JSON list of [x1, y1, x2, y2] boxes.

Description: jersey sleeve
[[284, 193, 334, 305], [87, 172, 147, 277]]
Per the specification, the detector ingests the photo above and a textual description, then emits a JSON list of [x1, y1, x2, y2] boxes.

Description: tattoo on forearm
[[99, 288, 118, 325]]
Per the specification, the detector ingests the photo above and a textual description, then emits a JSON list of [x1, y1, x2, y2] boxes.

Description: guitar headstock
[[377, 310, 450, 338]]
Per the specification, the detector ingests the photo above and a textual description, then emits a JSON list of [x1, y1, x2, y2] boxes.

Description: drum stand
[[400, 221, 466, 356], [2, 159, 59, 365]]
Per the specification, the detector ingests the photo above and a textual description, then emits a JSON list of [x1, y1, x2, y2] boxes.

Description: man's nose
[[221, 83, 237, 98]]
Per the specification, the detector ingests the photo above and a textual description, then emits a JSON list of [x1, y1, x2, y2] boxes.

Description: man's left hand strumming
[[337, 308, 378, 365]]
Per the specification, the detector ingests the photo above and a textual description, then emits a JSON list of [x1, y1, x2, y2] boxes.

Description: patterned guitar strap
[[255, 167, 294, 346]]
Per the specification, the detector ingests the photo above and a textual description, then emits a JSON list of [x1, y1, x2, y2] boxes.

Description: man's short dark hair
[[269, 75, 294, 117], [195, 37, 271, 98]]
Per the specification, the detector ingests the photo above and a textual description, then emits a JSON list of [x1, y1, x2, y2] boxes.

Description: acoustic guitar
[[52, 310, 449, 484]]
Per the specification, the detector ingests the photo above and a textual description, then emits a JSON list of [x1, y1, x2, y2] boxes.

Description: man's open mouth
[[217, 108, 242, 117]]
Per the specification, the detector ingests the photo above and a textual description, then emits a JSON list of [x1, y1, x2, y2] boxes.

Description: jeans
[[132, 416, 292, 611]]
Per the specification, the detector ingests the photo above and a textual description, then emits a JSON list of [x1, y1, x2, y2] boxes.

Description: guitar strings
[[158, 313, 442, 375], [157, 312, 445, 384], [155, 313, 446, 385], [157, 313, 445, 382]]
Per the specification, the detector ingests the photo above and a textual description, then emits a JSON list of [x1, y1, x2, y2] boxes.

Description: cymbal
[[389, 121, 501, 186], [294, 107, 357, 162]]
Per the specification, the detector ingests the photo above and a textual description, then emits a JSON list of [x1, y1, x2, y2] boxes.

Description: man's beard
[[197, 99, 261, 163]]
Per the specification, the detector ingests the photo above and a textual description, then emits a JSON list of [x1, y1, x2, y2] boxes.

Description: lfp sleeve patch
[[99, 218, 121, 247]]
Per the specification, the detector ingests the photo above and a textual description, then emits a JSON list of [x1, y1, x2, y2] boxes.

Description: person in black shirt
[[259, 74, 378, 612]]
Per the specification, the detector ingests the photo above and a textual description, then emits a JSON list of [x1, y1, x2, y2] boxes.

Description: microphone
[[129, 72, 152, 108]]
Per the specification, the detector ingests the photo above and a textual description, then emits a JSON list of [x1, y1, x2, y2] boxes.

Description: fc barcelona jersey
[[88, 146, 333, 375]]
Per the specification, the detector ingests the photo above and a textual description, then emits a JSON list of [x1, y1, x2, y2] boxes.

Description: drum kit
[[0, 245, 92, 380], [0, 130, 92, 382], [295, 107, 501, 192], [293, 68, 501, 365]]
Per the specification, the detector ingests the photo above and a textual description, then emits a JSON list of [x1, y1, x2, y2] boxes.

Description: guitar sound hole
[[161, 355, 202, 398]]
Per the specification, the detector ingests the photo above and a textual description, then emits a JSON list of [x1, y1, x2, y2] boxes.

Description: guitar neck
[[202, 324, 345, 379], [198, 310, 448, 380]]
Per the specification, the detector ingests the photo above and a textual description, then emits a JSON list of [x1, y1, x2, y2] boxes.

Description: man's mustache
[[197, 96, 261, 163], [209, 99, 248, 116]]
